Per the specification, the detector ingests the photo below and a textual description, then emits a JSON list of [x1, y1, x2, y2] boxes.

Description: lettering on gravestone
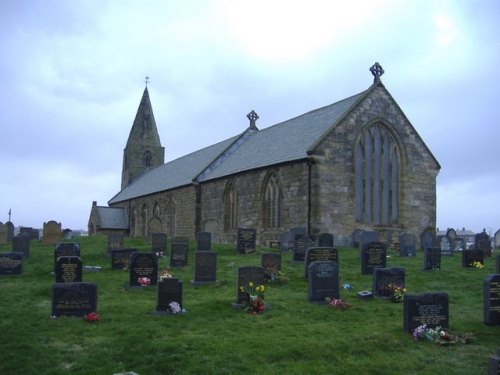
[[170, 238, 189, 267], [129, 252, 158, 287], [237, 228, 256, 254], [111, 248, 137, 269], [192, 251, 217, 284], [424, 247, 441, 270], [234, 266, 265, 305], [0, 252, 23, 275], [55, 256, 82, 283], [304, 247, 338, 278], [308, 261, 339, 302], [51, 282, 97, 317], [293, 234, 316, 262], [403, 292, 449, 333], [484, 274, 500, 325], [361, 242, 387, 275]]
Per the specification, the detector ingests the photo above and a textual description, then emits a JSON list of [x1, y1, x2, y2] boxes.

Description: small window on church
[[263, 173, 282, 229], [355, 124, 399, 225], [143, 151, 153, 167], [224, 182, 237, 231]]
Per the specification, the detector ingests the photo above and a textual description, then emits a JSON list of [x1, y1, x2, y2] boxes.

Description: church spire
[[121, 81, 165, 189]]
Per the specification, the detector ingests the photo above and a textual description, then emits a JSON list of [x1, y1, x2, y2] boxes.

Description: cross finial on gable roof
[[247, 110, 259, 130], [369, 62, 384, 83], [145, 76, 150, 86]]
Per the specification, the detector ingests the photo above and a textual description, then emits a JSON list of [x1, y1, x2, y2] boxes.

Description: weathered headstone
[[261, 253, 282, 281], [43, 220, 62, 245], [361, 242, 387, 275], [0, 222, 8, 245], [373, 267, 405, 298], [236, 228, 256, 254], [111, 248, 137, 269], [453, 238, 466, 252], [484, 274, 500, 325], [156, 278, 183, 313], [107, 234, 124, 254], [54, 243, 80, 265], [318, 233, 334, 247], [234, 266, 265, 305], [12, 235, 30, 258], [420, 229, 435, 251], [0, 252, 23, 275], [170, 238, 189, 267], [308, 261, 339, 302], [399, 234, 416, 257], [151, 233, 167, 255], [196, 231, 211, 251], [403, 292, 449, 333], [55, 256, 82, 283], [424, 247, 441, 270], [129, 252, 158, 287], [438, 235, 454, 256], [280, 227, 306, 252], [292, 234, 316, 262], [192, 251, 217, 284], [51, 282, 97, 317], [476, 230, 492, 257], [462, 249, 484, 268], [304, 247, 338, 278], [19, 227, 39, 240]]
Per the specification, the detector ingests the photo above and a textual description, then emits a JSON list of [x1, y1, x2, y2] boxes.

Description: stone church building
[[88, 63, 440, 246]]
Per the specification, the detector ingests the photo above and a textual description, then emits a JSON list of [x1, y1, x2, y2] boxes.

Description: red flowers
[[84, 312, 100, 322], [138, 277, 151, 287]]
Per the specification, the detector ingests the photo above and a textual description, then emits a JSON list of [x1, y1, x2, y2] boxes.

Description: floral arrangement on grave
[[156, 251, 165, 258], [168, 301, 182, 314], [378, 283, 407, 302], [325, 297, 352, 310], [342, 282, 353, 290], [137, 277, 151, 287], [160, 269, 174, 280], [470, 261, 484, 269], [264, 265, 285, 283], [240, 281, 265, 315], [412, 325, 474, 345], [84, 312, 100, 323]]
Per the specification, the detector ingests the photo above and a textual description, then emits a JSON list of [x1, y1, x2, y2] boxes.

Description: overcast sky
[[1, 0, 499, 235]]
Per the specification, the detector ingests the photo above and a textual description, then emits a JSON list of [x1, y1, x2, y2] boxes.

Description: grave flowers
[[240, 281, 265, 315], [84, 312, 100, 323], [470, 261, 484, 269], [379, 283, 407, 302], [160, 269, 173, 279], [264, 266, 285, 283], [137, 277, 151, 287], [168, 301, 182, 314], [412, 325, 474, 345], [326, 297, 351, 310]]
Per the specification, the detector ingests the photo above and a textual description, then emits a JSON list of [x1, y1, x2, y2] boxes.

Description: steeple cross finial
[[369, 62, 384, 83], [247, 110, 259, 130], [145, 76, 150, 86]]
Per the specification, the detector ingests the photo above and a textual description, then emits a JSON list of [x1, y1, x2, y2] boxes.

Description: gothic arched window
[[263, 173, 282, 229], [141, 204, 148, 237], [355, 124, 399, 225], [224, 182, 237, 231]]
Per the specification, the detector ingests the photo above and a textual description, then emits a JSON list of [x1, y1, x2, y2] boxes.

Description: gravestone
[[351, 229, 365, 248], [424, 247, 441, 270], [403, 292, 449, 333], [438, 235, 454, 256], [318, 233, 334, 247], [453, 238, 466, 252], [495, 229, 500, 249], [20, 227, 39, 240], [476, 230, 492, 257], [261, 253, 282, 281], [484, 274, 500, 325], [62, 229, 73, 240], [280, 227, 306, 252], [0, 222, 7, 245], [292, 234, 316, 262], [387, 230, 400, 251], [489, 349, 500, 375], [0, 252, 23, 275], [359, 231, 379, 249], [446, 228, 457, 240], [192, 251, 217, 284], [420, 229, 435, 251], [170, 238, 189, 267], [196, 231, 211, 251], [373, 267, 405, 298], [54, 243, 80, 265], [360, 242, 387, 275], [129, 252, 158, 287], [497, 255, 500, 274], [151, 233, 167, 255], [462, 249, 484, 268], [236, 228, 256, 254], [304, 247, 338, 278], [234, 266, 266, 305], [51, 282, 97, 317], [55, 256, 82, 283], [43, 220, 62, 245], [12, 235, 30, 258], [107, 234, 124, 254], [111, 248, 137, 269], [307, 261, 339, 302], [6, 221, 14, 242], [156, 278, 183, 313], [399, 234, 416, 257]]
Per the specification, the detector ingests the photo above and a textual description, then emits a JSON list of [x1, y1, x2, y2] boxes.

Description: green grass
[[1, 236, 498, 374]]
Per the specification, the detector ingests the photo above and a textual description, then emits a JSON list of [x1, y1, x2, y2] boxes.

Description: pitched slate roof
[[94, 206, 128, 229], [109, 89, 367, 204]]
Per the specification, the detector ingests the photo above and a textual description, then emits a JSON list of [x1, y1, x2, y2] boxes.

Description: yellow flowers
[[471, 261, 484, 269], [240, 281, 265, 297]]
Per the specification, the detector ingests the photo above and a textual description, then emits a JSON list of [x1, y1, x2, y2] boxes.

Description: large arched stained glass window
[[355, 124, 399, 225]]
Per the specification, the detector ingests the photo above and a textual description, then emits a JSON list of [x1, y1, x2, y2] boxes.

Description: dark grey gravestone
[[192, 251, 217, 284], [280, 227, 306, 252], [304, 247, 338, 278], [424, 247, 441, 270], [420, 229, 435, 251], [462, 249, 484, 268], [0, 222, 7, 245], [6, 221, 14, 242], [156, 278, 183, 313], [488, 350, 500, 375], [236, 228, 256, 254], [55, 256, 82, 283], [399, 234, 416, 257], [0, 252, 23, 275], [111, 248, 137, 269], [12, 235, 30, 258], [20, 227, 39, 240], [261, 253, 282, 281], [453, 238, 466, 252], [318, 233, 334, 247], [234, 266, 266, 305], [54, 243, 80, 265], [403, 292, 449, 333], [360, 241, 387, 275], [484, 274, 500, 325], [196, 231, 211, 251], [170, 238, 189, 267], [476, 230, 492, 257], [497, 255, 500, 274], [373, 267, 405, 298], [351, 229, 365, 248], [107, 234, 124, 254], [438, 235, 454, 256], [151, 233, 167, 255], [307, 261, 339, 302], [292, 234, 316, 262], [51, 282, 97, 317], [129, 252, 158, 287], [359, 231, 379, 249]]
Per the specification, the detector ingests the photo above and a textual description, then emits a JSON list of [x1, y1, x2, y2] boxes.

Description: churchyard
[[1, 234, 499, 374]]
